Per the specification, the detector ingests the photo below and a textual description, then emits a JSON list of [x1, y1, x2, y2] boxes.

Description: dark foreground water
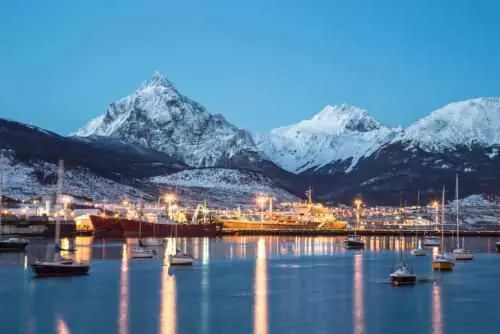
[[1, 236, 499, 334]]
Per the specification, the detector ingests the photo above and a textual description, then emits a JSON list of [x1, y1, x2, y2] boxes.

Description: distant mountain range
[[2, 72, 500, 205]]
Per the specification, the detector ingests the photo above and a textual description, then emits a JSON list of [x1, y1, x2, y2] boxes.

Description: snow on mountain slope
[[397, 97, 500, 151], [74, 72, 258, 167], [150, 168, 298, 207], [256, 104, 397, 173], [0, 154, 146, 201]]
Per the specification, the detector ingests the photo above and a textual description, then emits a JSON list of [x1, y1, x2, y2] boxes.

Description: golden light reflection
[[353, 253, 364, 334], [75, 236, 93, 263], [253, 238, 268, 334], [160, 246, 177, 334], [432, 283, 443, 334], [201, 237, 210, 334], [56, 315, 70, 334], [118, 244, 129, 334]]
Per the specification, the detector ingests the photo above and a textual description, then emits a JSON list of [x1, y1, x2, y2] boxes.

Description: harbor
[[2, 235, 500, 333]]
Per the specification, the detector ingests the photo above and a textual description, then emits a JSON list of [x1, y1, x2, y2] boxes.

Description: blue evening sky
[[1, 0, 499, 135]]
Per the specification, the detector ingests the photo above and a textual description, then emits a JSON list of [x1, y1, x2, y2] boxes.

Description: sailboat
[[167, 219, 194, 266], [390, 240, 417, 286], [31, 160, 90, 277], [344, 199, 365, 249], [0, 167, 29, 252], [411, 191, 427, 256], [431, 186, 455, 271], [452, 174, 473, 261]]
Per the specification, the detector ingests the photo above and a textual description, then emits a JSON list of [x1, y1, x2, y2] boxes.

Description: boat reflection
[[432, 283, 443, 334], [253, 237, 268, 334], [118, 244, 129, 334], [353, 253, 364, 334], [160, 246, 177, 334]]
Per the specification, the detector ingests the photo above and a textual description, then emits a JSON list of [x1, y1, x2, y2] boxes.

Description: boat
[[0, 237, 29, 252], [0, 166, 29, 252], [423, 236, 441, 247], [343, 235, 365, 249], [452, 174, 473, 261], [344, 199, 364, 249], [496, 241, 500, 252], [31, 160, 90, 278], [166, 221, 194, 266], [32, 258, 89, 277], [169, 249, 195, 265], [432, 185, 454, 271], [83, 215, 218, 238], [432, 253, 455, 271], [139, 237, 164, 247], [410, 244, 427, 256], [390, 263, 417, 286], [131, 246, 155, 259]]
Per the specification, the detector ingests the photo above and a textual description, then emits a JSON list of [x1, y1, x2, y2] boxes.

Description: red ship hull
[[87, 215, 218, 238]]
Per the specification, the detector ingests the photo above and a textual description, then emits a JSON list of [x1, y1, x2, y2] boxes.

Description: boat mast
[[456, 174, 460, 249], [441, 185, 445, 251], [55, 159, 64, 248]]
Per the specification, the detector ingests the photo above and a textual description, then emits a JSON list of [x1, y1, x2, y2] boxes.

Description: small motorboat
[[432, 254, 455, 271], [0, 237, 29, 252], [31, 258, 89, 277], [452, 248, 473, 261], [423, 236, 441, 247], [343, 235, 365, 250], [389, 263, 417, 286], [169, 250, 194, 266], [139, 238, 164, 248], [131, 247, 155, 259]]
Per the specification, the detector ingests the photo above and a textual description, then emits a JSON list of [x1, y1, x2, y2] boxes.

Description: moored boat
[[131, 247, 155, 259], [410, 246, 426, 256], [31, 259, 89, 277], [169, 250, 195, 266], [390, 263, 417, 286], [343, 235, 365, 249], [432, 254, 455, 271], [452, 174, 473, 261], [452, 248, 473, 261], [423, 236, 441, 247], [496, 241, 500, 252], [0, 237, 29, 252], [139, 238, 164, 247]]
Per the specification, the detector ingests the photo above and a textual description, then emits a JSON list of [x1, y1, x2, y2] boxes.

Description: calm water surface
[[1, 236, 499, 334]]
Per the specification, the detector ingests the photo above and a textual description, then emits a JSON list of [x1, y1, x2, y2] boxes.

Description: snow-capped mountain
[[256, 104, 398, 173], [397, 97, 500, 151], [74, 72, 259, 167]]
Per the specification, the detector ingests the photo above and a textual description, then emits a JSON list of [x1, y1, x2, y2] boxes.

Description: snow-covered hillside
[[74, 72, 258, 167], [397, 98, 500, 151], [149, 168, 298, 207], [0, 154, 146, 201], [256, 104, 397, 173]]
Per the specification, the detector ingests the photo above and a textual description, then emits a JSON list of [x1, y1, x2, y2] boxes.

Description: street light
[[164, 193, 177, 218], [256, 195, 268, 222], [354, 198, 362, 229]]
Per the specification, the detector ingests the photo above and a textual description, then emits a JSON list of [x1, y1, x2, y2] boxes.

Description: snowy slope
[[0, 154, 146, 201], [74, 72, 258, 167], [397, 98, 500, 151], [256, 104, 398, 173], [150, 168, 298, 207]]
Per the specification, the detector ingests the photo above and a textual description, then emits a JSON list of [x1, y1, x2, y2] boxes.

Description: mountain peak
[[142, 71, 176, 89], [399, 96, 500, 150]]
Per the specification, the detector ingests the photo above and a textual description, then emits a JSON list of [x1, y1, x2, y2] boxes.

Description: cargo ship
[[75, 215, 219, 238]]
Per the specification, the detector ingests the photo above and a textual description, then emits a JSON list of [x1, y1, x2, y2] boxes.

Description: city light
[[164, 193, 176, 204]]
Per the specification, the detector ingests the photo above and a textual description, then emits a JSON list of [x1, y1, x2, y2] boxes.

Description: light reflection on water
[[0, 236, 498, 333], [253, 238, 268, 334]]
